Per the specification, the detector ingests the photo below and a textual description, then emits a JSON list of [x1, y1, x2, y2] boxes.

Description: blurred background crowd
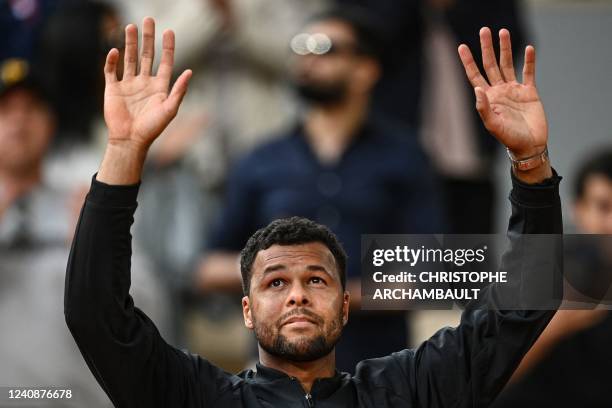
[[0, 0, 611, 406]]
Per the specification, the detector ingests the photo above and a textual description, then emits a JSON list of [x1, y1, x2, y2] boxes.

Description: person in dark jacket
[[65, 18, 561, 407]]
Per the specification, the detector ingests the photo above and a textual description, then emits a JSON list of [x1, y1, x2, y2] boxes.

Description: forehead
[[252, 242, 338, 275], [583, 174, 612, 199], [304, 19, 356, 42], [0, 88, 44, 109]]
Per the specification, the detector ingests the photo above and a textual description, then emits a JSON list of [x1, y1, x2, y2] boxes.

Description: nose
[[295, 54, 319, 74], [287, 281, 310, 307]]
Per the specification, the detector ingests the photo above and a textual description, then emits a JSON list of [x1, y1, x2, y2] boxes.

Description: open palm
[[104, 18, 192, 149], [458, 28, 547, 159]]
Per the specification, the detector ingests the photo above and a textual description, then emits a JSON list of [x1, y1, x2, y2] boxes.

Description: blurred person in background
[[335, 0, 528, 234], [572, 150, 612, 235], [197, 6, 444, 373], [0, 62, 56, 234], [0, 61, 169, 407], [420, 0, 527, 234], [493, 149, 612, 407], [39, 1, 124, 192]]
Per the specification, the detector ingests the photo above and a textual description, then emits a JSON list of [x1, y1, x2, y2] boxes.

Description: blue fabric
[[0, 0, 58, 61], [208, 114, 445, 279]]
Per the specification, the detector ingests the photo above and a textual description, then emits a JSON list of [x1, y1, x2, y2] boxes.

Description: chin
[[282, 331, 316, 347]]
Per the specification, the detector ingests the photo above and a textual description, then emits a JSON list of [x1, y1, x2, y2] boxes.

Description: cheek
[[317, 293, 345, 320], [30, 114, 53, 146], [576, 205, 599, 231], [251, 297, 282, 323]]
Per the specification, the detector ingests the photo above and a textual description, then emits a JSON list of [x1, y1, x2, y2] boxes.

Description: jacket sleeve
[[64, 176, 230, 408], [387, 171, 563, 407]]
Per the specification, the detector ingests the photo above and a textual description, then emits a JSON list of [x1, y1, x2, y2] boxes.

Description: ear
[[242, 296, 254, 330], [342, 291, 350, 326]]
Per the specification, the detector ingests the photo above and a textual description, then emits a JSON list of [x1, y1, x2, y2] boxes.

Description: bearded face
[[288, 19, 378, 108], [252, 305, 343, 362], [242, 242, 349, 363]]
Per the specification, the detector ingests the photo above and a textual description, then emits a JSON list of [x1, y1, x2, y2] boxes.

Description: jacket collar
[[252, 362, 347, 399]]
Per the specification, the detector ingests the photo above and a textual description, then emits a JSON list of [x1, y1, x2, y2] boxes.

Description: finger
[[123, 24, 138, 78], [104, 48, 119, 83], [458, 44, 489, 89], [157, 29, 175, 81], [474, 87, 499, 134], [522, 45, 536, 86], [480, 27, 504, 85], [499, 29, 516, 82], [164, 69, 192, 117], [140, 17, 155, 76]]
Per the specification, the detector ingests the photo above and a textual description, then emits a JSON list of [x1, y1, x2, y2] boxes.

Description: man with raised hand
[[66, 19, 561, 407]]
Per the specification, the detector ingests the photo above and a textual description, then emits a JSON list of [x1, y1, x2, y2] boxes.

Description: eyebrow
[[262, 264, 287, 275], [261, 264, 335, 280]]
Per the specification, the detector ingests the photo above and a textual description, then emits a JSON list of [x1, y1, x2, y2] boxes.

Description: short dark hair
[[240, 217, 347, 296], [309, 5, 386, 61], [574, 149, 612, 200]]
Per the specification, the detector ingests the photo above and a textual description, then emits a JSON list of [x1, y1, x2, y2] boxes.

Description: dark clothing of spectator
[[207, 114, 443, 271], [0, 0, 58, 61], [334, 0, 424, 129]]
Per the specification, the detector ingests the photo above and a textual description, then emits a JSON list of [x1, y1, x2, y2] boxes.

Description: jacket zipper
[[305, 392, 314, 407], [291, 377, 314, 407]]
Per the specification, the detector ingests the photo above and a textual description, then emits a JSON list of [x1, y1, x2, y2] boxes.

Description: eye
[[309, 276, 326, 285], [269, 278, 284, 288]]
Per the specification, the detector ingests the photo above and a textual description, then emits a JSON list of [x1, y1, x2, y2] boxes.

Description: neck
[[258, 348, 336, 393], [0, 165, 42, 206], [304, 94, 369, 164]]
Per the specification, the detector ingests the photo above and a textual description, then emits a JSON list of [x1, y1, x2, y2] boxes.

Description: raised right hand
[[104, 17, 192, 150], [97, 18, 191, 185]]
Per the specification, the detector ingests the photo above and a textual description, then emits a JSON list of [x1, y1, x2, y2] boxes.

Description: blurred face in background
[[574, 174, 612, 234], [290, 19, 380, 106], [0, 88, 55, 175]]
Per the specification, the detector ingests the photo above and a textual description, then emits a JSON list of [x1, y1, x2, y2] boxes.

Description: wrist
[[507, 145, 553, 184], [97, 141, 149, 185], [507, 146, 549, 171]]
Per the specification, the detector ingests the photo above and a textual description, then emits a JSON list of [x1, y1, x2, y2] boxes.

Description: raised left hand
[[458, 27, 547, 160]]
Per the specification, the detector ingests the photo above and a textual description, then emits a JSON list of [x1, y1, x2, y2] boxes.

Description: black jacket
[[65, 172, 562, 408]]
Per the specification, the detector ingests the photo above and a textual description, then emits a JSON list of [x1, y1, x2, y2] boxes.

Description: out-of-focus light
[[291, 33, 332, 56], [10, 0, 38, 21], [291, 33, 310, 55], [307, 33, 332, 55], [0, 59, 29, 86]]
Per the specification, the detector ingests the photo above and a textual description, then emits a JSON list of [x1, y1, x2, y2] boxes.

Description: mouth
[[282, 316, 317, 327]]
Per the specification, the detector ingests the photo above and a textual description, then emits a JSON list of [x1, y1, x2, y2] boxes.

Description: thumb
[[474, 87, 497, 133], [164, 69, 193, 118]]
